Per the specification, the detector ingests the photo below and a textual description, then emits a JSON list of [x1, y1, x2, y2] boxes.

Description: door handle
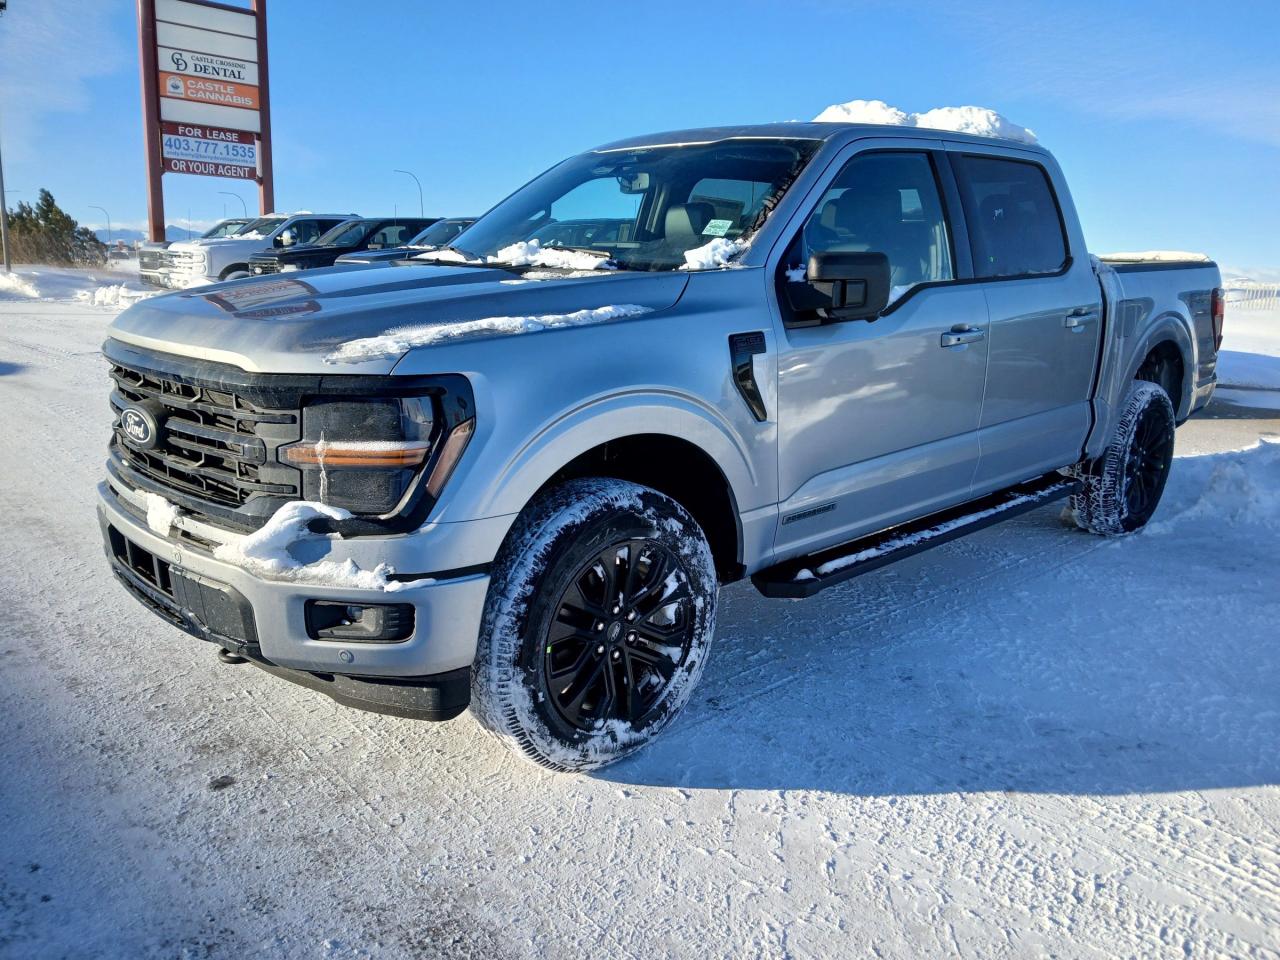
[[941, 326, 985, 347], [1064, 309, 1098, 330]]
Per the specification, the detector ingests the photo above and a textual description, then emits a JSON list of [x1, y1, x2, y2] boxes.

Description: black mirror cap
[[807, 251, 891, 321]]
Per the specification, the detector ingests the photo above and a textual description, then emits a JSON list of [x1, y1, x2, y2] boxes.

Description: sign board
[[153, 0, 261, 138], [139, 0, 273, 240], [161, 121, 256, 165]]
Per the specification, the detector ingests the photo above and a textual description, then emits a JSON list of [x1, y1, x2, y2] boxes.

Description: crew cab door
[[770, 144, 988, 559], [947, 148, 1103, 491]]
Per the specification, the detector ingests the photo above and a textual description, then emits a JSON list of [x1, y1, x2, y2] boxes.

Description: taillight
[[1211, 287, 1225, 351]]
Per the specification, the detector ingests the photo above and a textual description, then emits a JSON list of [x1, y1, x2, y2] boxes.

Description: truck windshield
[[317, 220, 373, 247], [409, 219, 474, 248], [236, 216, 286, 239], [201, 219, 249, 239], [451, 138, 818, 271]]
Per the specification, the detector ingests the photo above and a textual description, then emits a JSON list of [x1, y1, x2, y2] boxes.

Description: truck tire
[[1069, 381, 1175, 535], [221, 266, 250, 281], [470, 478, 717, 772]]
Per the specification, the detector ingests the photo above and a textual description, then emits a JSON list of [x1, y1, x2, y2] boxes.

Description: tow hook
[[217, 647, 248, 666]]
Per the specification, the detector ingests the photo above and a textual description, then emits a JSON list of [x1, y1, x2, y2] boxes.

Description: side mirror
[[796, 251, 891, 321], [278, 229, 295, 247]]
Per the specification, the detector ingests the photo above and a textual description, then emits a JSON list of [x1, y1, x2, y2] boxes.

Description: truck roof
[[594, 122, 1049, 154]]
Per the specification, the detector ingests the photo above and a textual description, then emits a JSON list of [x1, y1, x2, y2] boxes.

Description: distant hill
[[95, 225, 211, 246]]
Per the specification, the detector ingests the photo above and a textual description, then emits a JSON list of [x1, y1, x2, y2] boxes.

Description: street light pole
[[89, 204, 112, 248], [394, 169, 424, 217], [218, 191, 248, 218], [0, 129, 11, 273], [0, 0, 7, 272]]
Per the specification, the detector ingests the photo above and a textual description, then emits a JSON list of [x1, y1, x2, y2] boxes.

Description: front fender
[[451, 387, 763, 523]]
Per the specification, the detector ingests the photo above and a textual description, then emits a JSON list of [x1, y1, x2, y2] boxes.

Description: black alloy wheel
[[1122, 400, 1175, 524], [542, 539, 695, 732]]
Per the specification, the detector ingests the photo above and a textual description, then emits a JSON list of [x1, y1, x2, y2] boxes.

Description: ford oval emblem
[[121, 406, 160, 450]]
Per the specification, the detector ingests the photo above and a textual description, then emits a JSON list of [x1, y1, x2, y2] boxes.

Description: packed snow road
[[1, 269, 1277, 959]]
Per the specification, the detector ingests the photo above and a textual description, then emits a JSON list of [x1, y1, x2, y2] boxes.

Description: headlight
[[280, 264, 299, 273], [280, 379, 474, 526]]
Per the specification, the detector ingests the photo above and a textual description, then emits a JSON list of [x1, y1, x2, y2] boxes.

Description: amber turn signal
[[282, 441, 431, 468]]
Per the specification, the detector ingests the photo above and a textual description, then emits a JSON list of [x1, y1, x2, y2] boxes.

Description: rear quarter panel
[[1088, 260, 1221, 455]]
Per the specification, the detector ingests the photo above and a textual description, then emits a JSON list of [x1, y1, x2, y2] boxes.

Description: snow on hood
[[414, 239, 615, 272], [490, 240, 615, 271], [813, 99, 1038, 144], [681, 237, 749, 271], [326, 304, 653, 364], [107, 263, 689, 374]]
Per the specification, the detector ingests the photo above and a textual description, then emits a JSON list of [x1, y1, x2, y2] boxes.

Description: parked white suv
[[164, 212, 354, 286]]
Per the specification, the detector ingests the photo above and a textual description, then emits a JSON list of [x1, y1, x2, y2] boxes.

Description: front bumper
[[97, 479, 494, 716]]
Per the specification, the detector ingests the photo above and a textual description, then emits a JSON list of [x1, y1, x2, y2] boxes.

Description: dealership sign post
[[137, 0, 274, 241]]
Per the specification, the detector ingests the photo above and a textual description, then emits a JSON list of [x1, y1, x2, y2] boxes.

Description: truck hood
[[106, 263, 690, 374]]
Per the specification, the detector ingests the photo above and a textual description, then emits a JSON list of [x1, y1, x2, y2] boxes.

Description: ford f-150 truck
[[163, 212, 354, 286], [98, 122, 1223, 771]]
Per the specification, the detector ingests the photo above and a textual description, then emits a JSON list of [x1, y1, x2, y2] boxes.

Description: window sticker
[[702, 219, 733, 237]]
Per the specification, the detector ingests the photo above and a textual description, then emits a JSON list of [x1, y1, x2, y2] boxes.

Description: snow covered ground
[[0, 269, 1277, 958]]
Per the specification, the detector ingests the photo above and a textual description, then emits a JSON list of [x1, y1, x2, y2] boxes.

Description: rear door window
[[953, 155, 1067, 278]]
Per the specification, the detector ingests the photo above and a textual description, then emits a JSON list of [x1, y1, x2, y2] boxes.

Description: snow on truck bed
[[2, 268, 1279, 957], [1099, 250, 1213, 263]]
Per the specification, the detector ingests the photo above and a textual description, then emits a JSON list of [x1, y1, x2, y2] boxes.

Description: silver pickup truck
[[98, 122, 1223, 771]]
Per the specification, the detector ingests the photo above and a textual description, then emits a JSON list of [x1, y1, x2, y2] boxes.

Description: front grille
[[108, 357, 302, 522], [250, 259, 280, 275], [138, 249, 173, 282]]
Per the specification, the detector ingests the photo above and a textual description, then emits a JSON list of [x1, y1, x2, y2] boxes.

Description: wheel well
[[219, 263, 249, 279], [540, 434, 744, 583], [1136, 340, 1185, 410]]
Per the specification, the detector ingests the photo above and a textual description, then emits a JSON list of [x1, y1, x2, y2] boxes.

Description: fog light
[[305, 600, 414, 643]]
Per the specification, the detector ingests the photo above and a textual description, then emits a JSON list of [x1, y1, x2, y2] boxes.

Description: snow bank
[[1099, 251, 1212, 263], [1146, 440, 1280, 533], [325, 304, 652, 364], [0, 271, 40, 299], [1216, 305, 1280, 389], [76, 283, 158, 309], [813, 99, 1037, 144], [681, 237, 748, 270], [213, 501, 411, 591]]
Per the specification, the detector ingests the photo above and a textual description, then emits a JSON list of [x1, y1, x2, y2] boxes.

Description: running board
[[752, 473, 1081, 599]]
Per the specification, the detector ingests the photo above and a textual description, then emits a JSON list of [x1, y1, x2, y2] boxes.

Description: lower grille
[[104, 522, 259, 647], [250, 260, 280, 275]]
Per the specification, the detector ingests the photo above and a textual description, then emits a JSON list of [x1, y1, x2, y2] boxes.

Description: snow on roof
[[813, 99, 1038, 145]]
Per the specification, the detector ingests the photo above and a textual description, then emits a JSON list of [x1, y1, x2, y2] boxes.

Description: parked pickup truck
[[163, 212, 355, 286], [249, 217, 436, 275], [98, 122, 1223, 771], [137, 217, 251, 287], [334, 218, 477, 266]]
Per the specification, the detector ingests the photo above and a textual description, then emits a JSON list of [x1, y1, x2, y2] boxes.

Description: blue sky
[[1, 0, 1277, 275]]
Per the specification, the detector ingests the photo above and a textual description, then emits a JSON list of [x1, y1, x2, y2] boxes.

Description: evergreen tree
[[6, 189, 107, 266]]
